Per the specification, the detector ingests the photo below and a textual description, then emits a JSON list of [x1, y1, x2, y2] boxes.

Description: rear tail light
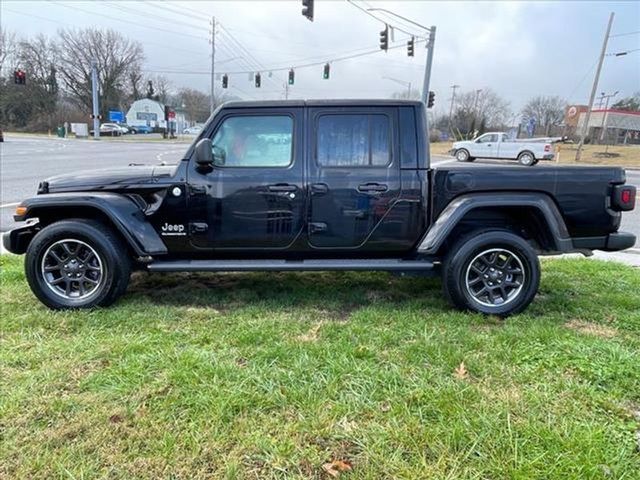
[[612, 185, 636, 211], [544, 144, 551, 152]]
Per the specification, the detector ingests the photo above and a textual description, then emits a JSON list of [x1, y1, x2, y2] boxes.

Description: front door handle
[[357, 183, 388, 193], [268, 184, 297, 193]]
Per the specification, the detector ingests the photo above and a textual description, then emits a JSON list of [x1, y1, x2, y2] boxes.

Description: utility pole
[[448, 84, 459, 138], [210, 16, 216, 115], [576, 12, 614, 162], [91, 59, 99, 140]]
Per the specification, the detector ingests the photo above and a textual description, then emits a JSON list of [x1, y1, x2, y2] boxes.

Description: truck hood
[[41, 164, 177, 193]]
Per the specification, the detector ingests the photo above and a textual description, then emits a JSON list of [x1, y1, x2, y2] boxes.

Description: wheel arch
[[12, 193, 167, 257], [417, 192, 573, 255]]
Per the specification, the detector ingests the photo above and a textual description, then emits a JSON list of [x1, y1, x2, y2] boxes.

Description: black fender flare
[[14, 192, 167, 256], [417, 192, 573, 254]]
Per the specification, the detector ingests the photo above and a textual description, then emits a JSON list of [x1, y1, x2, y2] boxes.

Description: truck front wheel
[[25, 219, 132, 309], [455, 149, 474, 162], [443, 230, 540, 316]]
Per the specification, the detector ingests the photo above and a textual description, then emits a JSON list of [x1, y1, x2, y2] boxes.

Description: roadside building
[[125, 98, 166, 130], [566, 105, 640, 144]]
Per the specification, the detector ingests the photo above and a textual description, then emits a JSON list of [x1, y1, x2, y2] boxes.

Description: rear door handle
[[311, 183, 329, 195], [268, 184, 297, 193], [357, 183, 388, 193]]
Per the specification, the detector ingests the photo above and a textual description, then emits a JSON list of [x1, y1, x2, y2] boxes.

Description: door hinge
[[190, 185, 207, 195], [189, 222, 209, 234]]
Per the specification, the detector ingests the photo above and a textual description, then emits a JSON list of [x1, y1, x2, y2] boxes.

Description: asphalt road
[[1, 135, 189, 231], [1, 136, 638, 264]]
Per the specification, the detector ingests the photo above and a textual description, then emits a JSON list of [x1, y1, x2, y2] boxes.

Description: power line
[[102, 2, 209, 33], [49, 1, 208, 41], [609, 30, 640, 38], [143, 38, 426, 76], [2, 6, 209, 58]]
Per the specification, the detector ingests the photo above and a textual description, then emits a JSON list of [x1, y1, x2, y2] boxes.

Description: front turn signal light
[[15, 206, 27, 216]]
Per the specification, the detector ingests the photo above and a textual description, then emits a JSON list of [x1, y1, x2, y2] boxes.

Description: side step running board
[[147, 258, 435, 273]]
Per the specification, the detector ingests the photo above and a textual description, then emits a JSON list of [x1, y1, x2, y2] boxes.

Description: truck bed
[[431, 165, 625, 237]]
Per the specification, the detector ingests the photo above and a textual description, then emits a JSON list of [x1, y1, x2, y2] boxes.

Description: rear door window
[[317, 114, 391, 167]]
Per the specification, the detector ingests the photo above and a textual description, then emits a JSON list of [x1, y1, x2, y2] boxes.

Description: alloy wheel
[[464, 248, 525, 307], [40, 239, 104, 300]]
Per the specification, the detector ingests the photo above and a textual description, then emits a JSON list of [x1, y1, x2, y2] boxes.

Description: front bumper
[[2, 222, 39, 255]]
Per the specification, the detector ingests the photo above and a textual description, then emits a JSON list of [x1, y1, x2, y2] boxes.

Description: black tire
[[442, 230, 540, 316], [25, 219, 131, 309], [455, 149, 474, 162], [518, 151, 536, 166]]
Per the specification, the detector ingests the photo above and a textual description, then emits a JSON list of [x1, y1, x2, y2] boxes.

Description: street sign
[[109, 110, 124, 123], [168, 111, 176, 119]]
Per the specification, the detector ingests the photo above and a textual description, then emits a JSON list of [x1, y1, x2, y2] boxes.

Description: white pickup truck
[[450, 132, 555, 166]]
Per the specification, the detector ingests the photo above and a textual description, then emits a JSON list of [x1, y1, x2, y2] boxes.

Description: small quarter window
[[211, 115, 293, 167], [317, 114, 391, 167]]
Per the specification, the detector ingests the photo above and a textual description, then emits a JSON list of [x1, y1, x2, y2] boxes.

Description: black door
[[188, 108, 305, 250], [307, 107, 401, 249]]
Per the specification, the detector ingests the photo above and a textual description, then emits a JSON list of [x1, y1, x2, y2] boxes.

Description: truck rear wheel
[[25, 219, 131, 310], [442, 230, 540, 316], [518, 151, 536, 166]]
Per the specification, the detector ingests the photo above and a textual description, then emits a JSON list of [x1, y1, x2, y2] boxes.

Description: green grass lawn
[[1, 255, 639, 479]]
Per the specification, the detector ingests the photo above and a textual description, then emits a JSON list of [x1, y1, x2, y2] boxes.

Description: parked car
[[450, 132, 554, 166], [89, 124, 122, 136], [117, 124, 135, 134], [130, 124, 153, 134], [183, 125, 203, 135], [4, 100, 637, 316]]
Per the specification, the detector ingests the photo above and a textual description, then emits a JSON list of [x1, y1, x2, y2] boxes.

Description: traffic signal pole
[[420, 26, 436, 105], [91, 59, 100, 140]]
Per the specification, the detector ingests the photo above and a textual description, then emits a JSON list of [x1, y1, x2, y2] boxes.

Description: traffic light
[[427, 90, 435, 108], [407, 37, 415, 57], [379, 25, 389, 51], [13, 69, 26, 85], [288, 69, 295, 85], [301, 0, 314, 21], [222, 74, 228, 89], [323, 63, 330, 79], [255, 72, 261, 88]]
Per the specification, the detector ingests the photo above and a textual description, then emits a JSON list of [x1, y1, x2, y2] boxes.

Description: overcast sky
[[2, 0, 639, 116]]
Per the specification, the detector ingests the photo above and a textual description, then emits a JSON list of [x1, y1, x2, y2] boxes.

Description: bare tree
[[450, 88, 511, 137], [612, 92, 640, 111], [521, 95, 566, 133], [175, 88, 238, 123], [57, 28, 144, 118], [0, 29, 17, 71]]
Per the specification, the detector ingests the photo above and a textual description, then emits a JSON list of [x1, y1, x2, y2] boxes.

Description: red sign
[[168, 111, 176, 119]]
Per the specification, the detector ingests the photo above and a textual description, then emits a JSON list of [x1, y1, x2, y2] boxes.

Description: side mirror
[[194, 138, 213, 167]]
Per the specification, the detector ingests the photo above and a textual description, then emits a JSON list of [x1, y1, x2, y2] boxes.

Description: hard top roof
[[221, 99, 424, 109]]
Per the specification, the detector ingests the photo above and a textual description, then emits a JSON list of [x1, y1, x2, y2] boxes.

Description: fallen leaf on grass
[[322, 459, 352, 477], [454, 362, 468, 380], [380, 401, 391, 412], [297, 322, 323, 342], [109, 414, 124, 424]]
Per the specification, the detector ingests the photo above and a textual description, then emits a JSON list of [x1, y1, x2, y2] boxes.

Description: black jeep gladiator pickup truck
[[4, 100, 637, 316]]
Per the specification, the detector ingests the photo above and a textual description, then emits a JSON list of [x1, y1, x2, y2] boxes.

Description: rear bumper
[[572, 232, 636, 252], [542, 153, 554, 160]]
